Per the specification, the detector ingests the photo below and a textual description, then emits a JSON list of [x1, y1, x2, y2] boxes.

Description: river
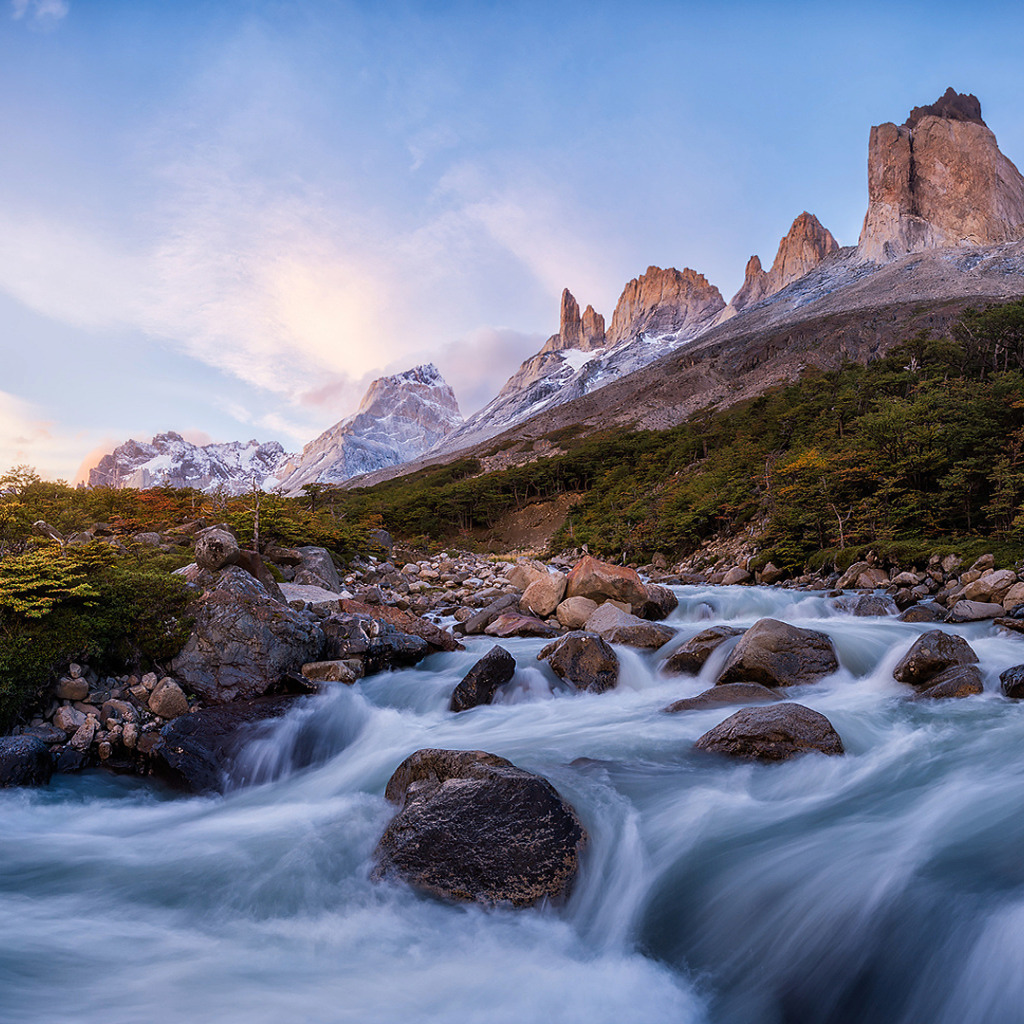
[[4, 585, 1024, 1024]]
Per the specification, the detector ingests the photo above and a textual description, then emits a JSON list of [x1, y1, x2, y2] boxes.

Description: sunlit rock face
[[859, 88, 1024, 263], [605, 265, 724, 345], [88, 433, 290, 495], [272, 363, 463, 493], [726, 212, 840, 316]]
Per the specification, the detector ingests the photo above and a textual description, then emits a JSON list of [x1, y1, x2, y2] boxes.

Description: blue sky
[[1, 0, 1023, 479]]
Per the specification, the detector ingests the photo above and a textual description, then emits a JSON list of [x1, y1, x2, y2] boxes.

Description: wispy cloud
[[11, 0, 68, 28]]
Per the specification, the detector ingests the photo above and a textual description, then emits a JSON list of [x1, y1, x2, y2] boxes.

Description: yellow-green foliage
[[0, 544, 192, 729]]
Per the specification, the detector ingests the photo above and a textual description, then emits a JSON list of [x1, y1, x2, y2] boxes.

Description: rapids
[[4, 585, 1024, 1023]]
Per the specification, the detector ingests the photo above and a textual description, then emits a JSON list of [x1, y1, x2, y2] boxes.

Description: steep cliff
[[859, 88, 1024, 262], [606, 266, 724, 345]]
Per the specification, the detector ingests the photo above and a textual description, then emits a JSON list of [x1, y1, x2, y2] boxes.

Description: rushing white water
[[5, 585, 1024, 1024]]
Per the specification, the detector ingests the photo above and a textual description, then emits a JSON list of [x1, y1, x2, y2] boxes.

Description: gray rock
[[947, 599, 1004, 622], [899, 602, 948, 623], [449, 646, 516, 712], [463, 594, 520, 635], [718, 618, 839, 687], [663, 682, 781, 713], [296, 546, 342, 593], [0, 736, 53, 787], [1000, 665, 1024, 698], [694, 702, 844, 760], [372, 748, 586, 907], [913, 664, 984, 699], [538, 632, 619, 694], [662, 626, 743, 675], [893, 630, 978, 686], [194, 527, 240, 571], [172, 566, 324, 704], [585, 603, 676, 649]]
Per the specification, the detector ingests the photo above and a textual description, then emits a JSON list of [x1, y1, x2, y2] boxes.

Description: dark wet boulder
[[321, 613, 429, 675], [913, 664, 984, 700], [662, 682, 781, 713], [372, 748, 587, 907], [150, 696, 298, 793], [233, 549, 285, 603], [172, 566, 324, 704], [450, 646, 517, 712], [0, 736, 53, 787], [717, 618, 839, 688], [538, 631, 619, 694], [694, 703, 845, 761], [899, 602, 948, 623], [462, 594, 519, 635], [893, 630, 978, 686], [639, 583, 679, 621], [1000, 665, 1024, 698], [661, 626, 744, 675]]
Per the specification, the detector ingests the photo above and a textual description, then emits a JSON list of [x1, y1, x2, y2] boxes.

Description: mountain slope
[[271, 363, 462, 494]]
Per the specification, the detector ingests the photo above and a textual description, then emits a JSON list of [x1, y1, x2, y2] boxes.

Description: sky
[[1, 0, 1023, 481]]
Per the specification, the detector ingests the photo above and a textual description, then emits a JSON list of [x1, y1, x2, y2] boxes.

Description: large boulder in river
[[194, 527, 240, 571], [538, 631, 619, 693], [912, 664, 984, 700], [484, 612, 559, 639], [0, 735, 53, 787], [662, 626, 744, 675], [1000, 665, 1024, 698], [585, 603, 675, 649], [892, 630, 978, 686], [449, 647, 516, 712], [150, 696, 298, 793], [639, 583, 679, 620], [373, 748, 587, 907], [565, 555, 649, 613], [172, 566, 325, 704], [717, 618, 839, 688], [663, 682, 781, 714], [694, 703, 844, 761]]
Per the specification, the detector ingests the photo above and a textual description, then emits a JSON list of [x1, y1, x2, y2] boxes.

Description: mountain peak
[[859, 90, 1024, 262], [541, 288, 606, 354], [905, 87, 985, 130], [729, 212, 839, 314], [606, 266, 724, 346]]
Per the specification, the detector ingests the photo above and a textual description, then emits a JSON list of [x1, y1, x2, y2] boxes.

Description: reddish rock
[[339, 599, 462, 652], [718, 618, 839, 688], [565, 555, 649, 613], [661, 626, 744, 675], [484, 613, 560, 639], [606, 266, 725, 345], [663, 682, 781, 713]]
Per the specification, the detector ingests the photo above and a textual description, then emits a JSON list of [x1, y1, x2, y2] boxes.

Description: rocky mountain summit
[[89, 433, 289, 495], [859, 88, 1024, 262], [725, 212, 840, 317], [271, 364, 462, 494], [605, 266, 724, 345]]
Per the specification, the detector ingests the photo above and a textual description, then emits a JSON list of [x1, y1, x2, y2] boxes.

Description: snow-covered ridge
[[88, 433, 291, 495]]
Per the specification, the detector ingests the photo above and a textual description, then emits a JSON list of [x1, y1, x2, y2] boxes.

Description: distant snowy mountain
[[88, 433, 291, 495], [270, 363, 462, 494]]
